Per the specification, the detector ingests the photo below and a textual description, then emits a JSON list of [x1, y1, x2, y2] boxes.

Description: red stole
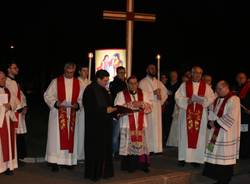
[[239, 82, 250, 99], [207, 92, 234, 152], [14, 84, 21, 129], [123, 89, 144, 145], [186, 80, 206, 149], [57, 76, 80, 153], [0, 88, 15, 162]]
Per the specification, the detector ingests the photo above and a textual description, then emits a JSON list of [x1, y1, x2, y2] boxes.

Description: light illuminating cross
[[103, 0, 156, 77]]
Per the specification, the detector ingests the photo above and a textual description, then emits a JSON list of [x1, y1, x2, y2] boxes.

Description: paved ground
[[2, 102, 248, 183], [1, 148, 249, 184]]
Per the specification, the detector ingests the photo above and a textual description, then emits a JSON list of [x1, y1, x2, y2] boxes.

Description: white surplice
[[205, 96, 241, 165], [175, 81, 215, 163], [76, 77, 91, 160], [44, 77, 83, 165], [139, 76, 168, 153], [6, 77, 27, 134], [0, 87, 18, 173], [114, 90, 152, 155]]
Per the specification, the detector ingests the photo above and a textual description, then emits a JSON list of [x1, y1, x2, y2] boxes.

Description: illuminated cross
[[103, 0, 156, 77]]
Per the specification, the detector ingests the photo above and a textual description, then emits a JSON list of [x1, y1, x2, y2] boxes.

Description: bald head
[[0, 71, 6, 87], [191, 66, 203, 82], [216, 80, 230, 97]]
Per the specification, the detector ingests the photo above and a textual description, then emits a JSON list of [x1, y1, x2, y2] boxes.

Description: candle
[[88, 52, 93, 80], [156, 54, 161, 81]]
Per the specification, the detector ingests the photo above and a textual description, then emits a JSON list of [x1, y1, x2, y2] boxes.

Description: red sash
[[239, 82, 250, 99], [57, 76, 80, 153], [123, 89, 144, 144], [186, 80, 206, 148], [0, 88, 15, 161], [207, 92, 234, 152], [14, 85, 21, 129]]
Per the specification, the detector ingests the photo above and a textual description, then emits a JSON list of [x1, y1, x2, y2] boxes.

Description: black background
[[1, 0, 250, 95]]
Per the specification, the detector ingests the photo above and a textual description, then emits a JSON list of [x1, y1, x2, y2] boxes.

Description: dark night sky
[[1, 0, 250, 94]]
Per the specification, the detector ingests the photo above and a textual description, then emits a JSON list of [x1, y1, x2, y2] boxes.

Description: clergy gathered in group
[[1, 61, 249, 184]]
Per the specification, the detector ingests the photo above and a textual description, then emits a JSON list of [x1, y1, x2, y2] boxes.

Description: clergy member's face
[[79, 67, 89, 79], [192, 67, 203, 82], [147, 65, 156, 77], [160, 74, 168, 85], [216, 82, 229, 97], [117, 69, 126, 81], [97, 77, 109, 88], [0, 72, 6, 87], [170, 71, 178, 82], [8, 64, 19, 76], [236, 73, 247, 85], [203, 76, 212, 86], [64, 66, 76, 79], [128, 78, 138, 92]]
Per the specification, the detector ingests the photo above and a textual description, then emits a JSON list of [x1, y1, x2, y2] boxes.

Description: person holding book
[[114, 76, 152, 173]]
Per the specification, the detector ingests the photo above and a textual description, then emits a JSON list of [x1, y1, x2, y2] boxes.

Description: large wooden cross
[[103, 0, 156, 77]]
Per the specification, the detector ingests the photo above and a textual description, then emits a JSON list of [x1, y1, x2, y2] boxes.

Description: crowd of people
[[0, 61, 250, 184]]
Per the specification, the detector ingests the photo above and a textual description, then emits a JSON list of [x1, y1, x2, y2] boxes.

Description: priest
[[203, 80, 241, 184], [175, 66, 215, 166], [44, 62, 82, 171], [0, 71, 18, 175], [77, 64, 91, 161], [83, 70, 117, 181], [115, 76, 152, 173], [6, 62, 28, 163], [139, 64, 168, 153]]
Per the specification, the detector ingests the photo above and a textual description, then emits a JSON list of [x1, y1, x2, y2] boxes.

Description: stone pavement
[[1, 148, 249, 184]]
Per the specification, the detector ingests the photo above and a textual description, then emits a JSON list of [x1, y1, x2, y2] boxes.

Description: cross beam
[[103, 0, 156, 77]]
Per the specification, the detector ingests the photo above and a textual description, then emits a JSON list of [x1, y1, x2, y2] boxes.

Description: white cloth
[[76, 77, 91, 160], [139, 76, 168, 153], [44, 77, 83, 165], [175, 81, 215, 163], [0, 88, 18, 173], [114, 90, 152, 155], [6, 77, 27, 134], [205, 96, 241, 165], [166, 105, 179, 147]]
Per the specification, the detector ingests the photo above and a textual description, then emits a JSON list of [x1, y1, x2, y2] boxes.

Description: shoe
[[178, 161, 185, 167], [142, 167, 150, 173], [65, 165, 74, 170], [4, 169, 14, 176], [191, 163, 201, 168], [51, 164, 59, 172]]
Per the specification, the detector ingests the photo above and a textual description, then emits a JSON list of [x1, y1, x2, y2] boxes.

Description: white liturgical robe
[[139, 76, 168, 153]]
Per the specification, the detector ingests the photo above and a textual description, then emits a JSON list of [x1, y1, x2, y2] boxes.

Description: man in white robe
[[44, 62, 83, 171], [0, 71, 18, 175], [139, 64, 168, 153], [115, 76, 152, 172], [77, 65, 91, 161], [175, 66, 215, 166], [6, 62, 28, 163], [203, 81, 241, 184]]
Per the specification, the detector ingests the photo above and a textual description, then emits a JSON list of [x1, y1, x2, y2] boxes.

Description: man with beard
[[139, 64, 168, 153]]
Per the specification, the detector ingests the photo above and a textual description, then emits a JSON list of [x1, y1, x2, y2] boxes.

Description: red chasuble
[[186, 80, 206, 149], [57, 76, 80, 153], [207, 92, 234, 152], [0, 88, 15, 161], [123, 89, 144, 145]]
